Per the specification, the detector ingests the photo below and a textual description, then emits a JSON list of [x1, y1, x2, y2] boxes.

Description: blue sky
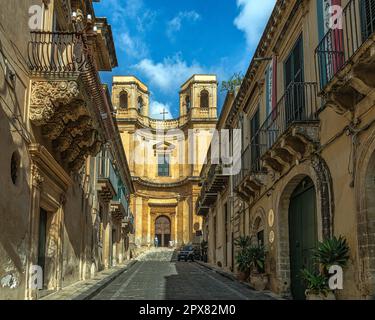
[[94, 0, 276, 119]]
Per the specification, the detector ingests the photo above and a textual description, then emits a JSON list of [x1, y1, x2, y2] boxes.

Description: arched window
[[200, 89, 209, 108], [137, 96, 143, 113], [119, 91, 128, 109], [185, 95, 191, 112]]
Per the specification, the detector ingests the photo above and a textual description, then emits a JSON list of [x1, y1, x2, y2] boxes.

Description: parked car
[[177, 245, 195, 262]]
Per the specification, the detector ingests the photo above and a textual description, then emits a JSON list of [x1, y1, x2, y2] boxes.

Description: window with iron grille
[[362, 0, 375, 40]]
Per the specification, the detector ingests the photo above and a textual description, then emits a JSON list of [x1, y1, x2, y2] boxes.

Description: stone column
[[147, 206, 151, 245], [142, 197, 149, 246], [170, 212, 176, 245], [177, 199, 184, 245], [183, 198, 190, 244], [150, 212, 156, 245], [135, 195, 143, 246]]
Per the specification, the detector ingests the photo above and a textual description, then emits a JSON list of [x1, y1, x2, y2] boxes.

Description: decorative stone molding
[[29, 144, 72, 192], [30, 80, 79, 125], [262, 123, 320, 173], [29, 77, 103, 173], [311, 154, 334, 239], [31, 164, 44, 188]]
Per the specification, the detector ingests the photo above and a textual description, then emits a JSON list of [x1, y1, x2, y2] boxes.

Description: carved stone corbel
[[30, 80, 79, 125]]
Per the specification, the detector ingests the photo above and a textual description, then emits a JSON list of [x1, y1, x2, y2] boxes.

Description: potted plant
[[235, 249, 251, 281], [313, 235, 350, 276], [300, 269, 335, 300], [234, 236, 252, 280], [300, 235, 350, 300], [234, 236, 251, 250], [248, 244, 269, 291]]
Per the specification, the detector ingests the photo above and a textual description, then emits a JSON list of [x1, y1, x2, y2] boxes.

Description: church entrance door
[[155, 216, 171, 247]]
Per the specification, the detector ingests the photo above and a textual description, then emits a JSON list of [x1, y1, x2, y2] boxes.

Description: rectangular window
[[158, 154, 170, 176]]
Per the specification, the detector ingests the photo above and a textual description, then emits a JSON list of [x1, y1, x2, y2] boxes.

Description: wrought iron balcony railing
[[113, 189, 128, 212], [98, 155, 118, 197], [233, 142, 263, 189], [28, 31, 90, 74], [315, 0, 375, 91], [255, 82, 318, 158]]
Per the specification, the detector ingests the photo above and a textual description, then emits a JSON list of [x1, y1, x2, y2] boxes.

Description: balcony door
[[284, 36, 304, 126]]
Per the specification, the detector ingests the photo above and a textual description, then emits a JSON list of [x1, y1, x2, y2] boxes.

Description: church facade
[[113, 75, 218, 247]]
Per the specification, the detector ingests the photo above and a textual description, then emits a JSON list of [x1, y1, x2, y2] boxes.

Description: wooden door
[[288, 177, 317, 300]]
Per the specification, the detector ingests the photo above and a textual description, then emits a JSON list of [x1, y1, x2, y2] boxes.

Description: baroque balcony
[[111, 184, 130, 221], [196, 163, 230, 216], [257, 82, 319, 174], [27, 31, 106, 172], [97, 155, 118, 202], [315, 0, 375, 114], [233, 144, 267, 201]]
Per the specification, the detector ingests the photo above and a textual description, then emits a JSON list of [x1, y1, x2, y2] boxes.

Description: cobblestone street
[[90, 249, 276, 300]]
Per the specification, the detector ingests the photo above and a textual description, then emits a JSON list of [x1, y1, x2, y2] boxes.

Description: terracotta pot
[[249, 273, 269, 291], [237, 270, 250, 281], [305, 291, 336, 300]]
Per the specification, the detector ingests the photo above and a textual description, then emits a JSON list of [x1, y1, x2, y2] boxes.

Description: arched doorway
[[155, 216, 171, 247], [288, 176, 317, 300]]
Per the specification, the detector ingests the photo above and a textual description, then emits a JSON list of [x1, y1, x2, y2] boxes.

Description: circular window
[[10, 151, 20, 185]]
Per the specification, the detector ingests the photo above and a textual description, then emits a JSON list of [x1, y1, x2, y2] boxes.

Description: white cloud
[[133, 55, 204, 93], [119, 32, 149, 58], [136, 10, 157, 33], [167, 11, 201, 41], [234, 0, 276, 48], [124, 0, 143, 18], [102, 0, 156, 58], [149, 100, 173, 119]]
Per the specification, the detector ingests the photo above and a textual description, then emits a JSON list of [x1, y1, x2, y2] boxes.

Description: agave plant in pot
[[300, 269, 334, 300], [235, 249, 251, 281], [301, 235, 350, 300], [248, 244, 269, 291], [234, 236, 252, 280]]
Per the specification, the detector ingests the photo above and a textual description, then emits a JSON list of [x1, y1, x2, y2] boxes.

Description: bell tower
[[112, 76, 149, 117], [179, 75, 218, 119]]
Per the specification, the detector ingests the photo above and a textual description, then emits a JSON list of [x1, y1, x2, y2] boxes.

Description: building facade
[[0, 0, 134, 299], [198, 0, 375, 299], [113, 75, 218, 247]]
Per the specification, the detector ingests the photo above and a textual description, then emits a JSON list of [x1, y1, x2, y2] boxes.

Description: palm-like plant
[[236, 249, 251, 273], [234, 236, 251, 250], [313, 235, 350, 275], [248, 244, 266, 274], [300, 269, 330, 296]]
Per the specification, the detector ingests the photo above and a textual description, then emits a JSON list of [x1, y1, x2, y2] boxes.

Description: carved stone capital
[[30, 80, 79, 125], [31, 165, 44, 188]]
